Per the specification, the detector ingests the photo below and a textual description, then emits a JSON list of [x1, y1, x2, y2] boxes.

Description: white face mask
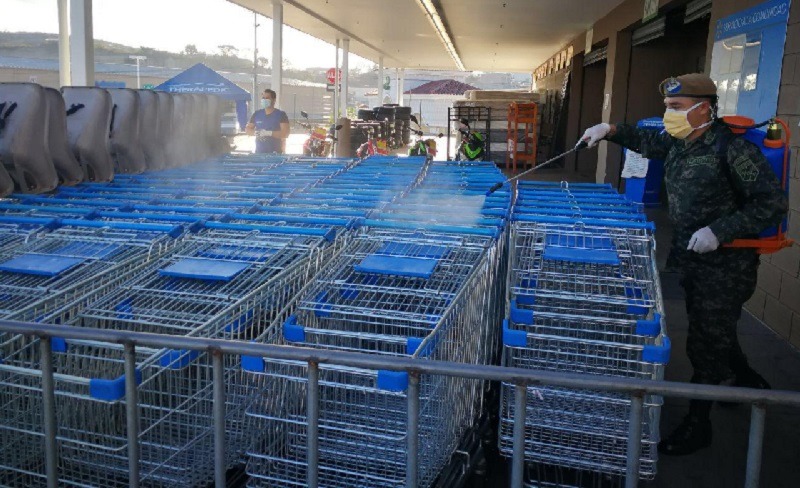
[[663, 101, 712, 139], [261, 98, 272, 109]]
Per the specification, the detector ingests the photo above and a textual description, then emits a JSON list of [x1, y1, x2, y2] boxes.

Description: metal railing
[[2, 319, 799, 488]]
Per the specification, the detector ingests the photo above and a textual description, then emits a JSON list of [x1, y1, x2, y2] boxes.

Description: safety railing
[[2, 320, 799, 488]]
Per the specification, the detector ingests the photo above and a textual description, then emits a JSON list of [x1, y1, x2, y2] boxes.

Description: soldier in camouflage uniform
[[580, 73, 788, 455]]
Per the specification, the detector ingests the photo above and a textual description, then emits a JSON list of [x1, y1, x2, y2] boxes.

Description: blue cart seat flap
[[159, 349, 201, 369], [53, 242, 120, 259], [197, 245, 278, 262], [0, 254, 85, 277], [283, 315, 306, 342], [89, 368, 143, 401], [503, 319, 528, 347], [406, 335, 438, 357], [376, 241, 450, 259], [635, 313, 662, 337], [313, 291, 332, 317], [354, 255, 438, 279], [545, 234, 615, 250], [642, 336, 671, 364], [509, 299, 534, 325], [241, 353, 265, 372], [543, 246, 620, 266], [159, 258, 251, 281], [376, 370, 409, 392]]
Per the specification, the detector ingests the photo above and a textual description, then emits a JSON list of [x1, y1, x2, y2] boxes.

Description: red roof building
[[404, 79, 478, 96]]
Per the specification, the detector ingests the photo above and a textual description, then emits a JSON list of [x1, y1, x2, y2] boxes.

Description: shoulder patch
[[732, 156, 759, 182]]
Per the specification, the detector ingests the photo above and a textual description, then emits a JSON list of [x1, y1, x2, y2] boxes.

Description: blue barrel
[[623, 117, 665, 207], [743, 129, 789, 238]]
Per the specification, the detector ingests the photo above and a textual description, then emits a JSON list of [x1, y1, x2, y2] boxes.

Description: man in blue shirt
[[245, 89, 290, 154]]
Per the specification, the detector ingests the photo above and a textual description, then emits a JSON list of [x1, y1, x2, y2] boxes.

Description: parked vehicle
[[408, 115, 443, 158], [454, 118, 486, 161], [220, 112, 238, 137], [356, 125, 389, 158], [299, 110, 342, 157]]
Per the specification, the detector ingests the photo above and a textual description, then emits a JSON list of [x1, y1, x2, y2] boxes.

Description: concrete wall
[[532, 0, 800, 349], [744, 0, 800, 350]]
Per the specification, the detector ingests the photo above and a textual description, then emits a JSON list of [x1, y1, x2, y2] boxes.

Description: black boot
[[658, 415, 712, 456], [719, 369, 771, 408]]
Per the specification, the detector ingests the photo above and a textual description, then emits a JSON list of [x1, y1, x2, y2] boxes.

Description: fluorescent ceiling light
[[415, 0, 466, 71]]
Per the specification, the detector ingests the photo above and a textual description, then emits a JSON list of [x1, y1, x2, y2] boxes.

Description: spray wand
[[486, 140, 589, 195]]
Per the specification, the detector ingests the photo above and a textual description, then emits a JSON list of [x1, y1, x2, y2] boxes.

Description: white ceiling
[[229, 0, 625, 72]]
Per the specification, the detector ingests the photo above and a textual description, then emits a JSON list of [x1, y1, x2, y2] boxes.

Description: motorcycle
[[300, 110, 342, 157], [407, 115, 443, 158], [356, 125, 389, 158], [454, 118, 486, 161]]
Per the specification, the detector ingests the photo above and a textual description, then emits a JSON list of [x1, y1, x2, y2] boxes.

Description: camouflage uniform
[[607, 122, 788, 394]]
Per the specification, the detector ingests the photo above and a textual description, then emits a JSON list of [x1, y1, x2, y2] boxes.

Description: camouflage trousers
[[680, 252, 760, 386]]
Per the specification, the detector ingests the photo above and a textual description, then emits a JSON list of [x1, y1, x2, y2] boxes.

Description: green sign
[[383, 75, 391, 91], [143, 83, 154, 90], [643, 0, 658, 22]]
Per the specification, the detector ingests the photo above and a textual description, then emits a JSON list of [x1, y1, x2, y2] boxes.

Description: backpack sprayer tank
[[721, 115, 793, 254]]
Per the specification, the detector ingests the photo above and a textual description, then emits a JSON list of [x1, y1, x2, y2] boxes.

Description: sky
[[0, 0, 374, 70]]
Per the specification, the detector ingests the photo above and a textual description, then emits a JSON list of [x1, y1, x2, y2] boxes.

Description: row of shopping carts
[[0, 154, 433, 487], [499, 181, 669, 483], [240, 160, 511, 487]]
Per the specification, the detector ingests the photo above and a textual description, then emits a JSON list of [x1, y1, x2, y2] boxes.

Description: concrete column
[[397, 68, 405, 106], [377, 56, 384, 105], [340, 38, 349, 118], [564, 52, 585, 172], [596, 30, 632, 186], [334, 39, 339, 120], [57, 0, 71, 87], [69, 0, 94, 86], [272, 0, 283, 108]]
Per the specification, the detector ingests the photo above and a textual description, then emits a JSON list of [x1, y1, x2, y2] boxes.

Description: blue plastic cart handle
[[0, 203, 94, 215], [58, 218, 184, 237], [359, 219, 500, 238], [202, 221, 336, 242], [512, 214, 655, 230], [223, 213, 350, 227], [0, 215, 61, 228], [94, 211, 203, 223]]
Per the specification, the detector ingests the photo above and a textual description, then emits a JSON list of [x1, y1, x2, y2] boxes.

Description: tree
[[183, 44, 199, 56], [217, 44, 238, 57], [257, 56, 269, 69]]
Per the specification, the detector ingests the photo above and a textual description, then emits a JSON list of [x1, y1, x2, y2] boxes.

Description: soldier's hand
[[579, 123, 611, 148], [687, 226, 720, 254]]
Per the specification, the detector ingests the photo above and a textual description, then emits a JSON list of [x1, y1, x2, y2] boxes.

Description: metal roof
[[228, 0, 625, 72]]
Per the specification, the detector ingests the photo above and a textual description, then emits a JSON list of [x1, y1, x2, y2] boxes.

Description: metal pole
[[39, 336, 58, 488], [57, 0, 71, 87], [136, 59, 141, 89], [625, 393, 644, 488], [272, 0, 284, 107], [406, 372, 420, 488], [334, 39, 340, 122], [377, 56, 384, 105], [307, 362, 320, 488], [253, 12, 258, 115], [511, 383, 527, 488], [213, 351, 226, 488], [340, 38, 349, 119], [69, 0, 95, 86], [124, 343, 140, 488], [745, 403, 767, 488]]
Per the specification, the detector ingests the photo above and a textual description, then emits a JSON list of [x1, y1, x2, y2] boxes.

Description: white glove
[[256, 130, 273, 138], [687, 227, 720, 254], [579, 123, 611, 148]]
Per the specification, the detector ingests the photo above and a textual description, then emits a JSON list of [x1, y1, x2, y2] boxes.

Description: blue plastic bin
[[624, 117, 665, 207]]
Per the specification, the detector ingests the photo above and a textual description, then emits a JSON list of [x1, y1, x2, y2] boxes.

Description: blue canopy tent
[[155, 63, 251, 130]]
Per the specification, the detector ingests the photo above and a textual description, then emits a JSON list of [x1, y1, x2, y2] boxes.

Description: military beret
[[659, 73, 718, 98]]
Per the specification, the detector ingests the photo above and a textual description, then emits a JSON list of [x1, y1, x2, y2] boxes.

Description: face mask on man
[[261, 98, 272, 109], [663, 101, 712, 139]]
